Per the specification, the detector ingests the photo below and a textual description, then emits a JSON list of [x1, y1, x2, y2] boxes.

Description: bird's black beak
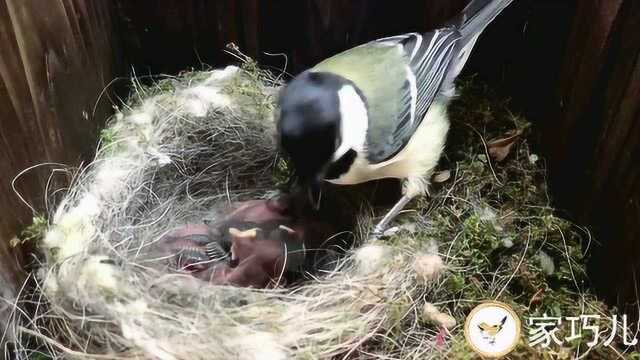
[[307, 177, 322, 211]]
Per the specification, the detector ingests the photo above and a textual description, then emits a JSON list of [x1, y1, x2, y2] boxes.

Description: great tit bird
[[277, 0, 514, 236]]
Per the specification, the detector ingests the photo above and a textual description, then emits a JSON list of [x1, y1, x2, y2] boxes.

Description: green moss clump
[[221, 46, 282, 119], [18, 214, 48, 245]]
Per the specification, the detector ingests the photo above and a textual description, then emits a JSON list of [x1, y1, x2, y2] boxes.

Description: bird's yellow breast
[[326, 102, 450, 198]]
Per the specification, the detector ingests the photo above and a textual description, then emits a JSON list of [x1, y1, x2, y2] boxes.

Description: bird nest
[[7, 58, 633, 359]]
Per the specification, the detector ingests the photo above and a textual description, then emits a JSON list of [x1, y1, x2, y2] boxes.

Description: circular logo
[[464, 301, 521, 358]]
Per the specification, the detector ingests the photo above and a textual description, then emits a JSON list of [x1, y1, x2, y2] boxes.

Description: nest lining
[[6, 61, 636, 360]]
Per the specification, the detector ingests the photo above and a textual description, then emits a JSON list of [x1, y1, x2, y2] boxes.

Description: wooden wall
[[0, 0, 117, 343], [543, 0, 640, 308], [114, 0, 468, 75]]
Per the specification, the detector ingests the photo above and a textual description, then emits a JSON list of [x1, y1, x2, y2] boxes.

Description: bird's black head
[[277, 71, 346, 192]]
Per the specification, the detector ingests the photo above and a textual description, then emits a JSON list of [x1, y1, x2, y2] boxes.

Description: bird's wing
[[374, 31, 460, 161], [311, 30, 459, 163]]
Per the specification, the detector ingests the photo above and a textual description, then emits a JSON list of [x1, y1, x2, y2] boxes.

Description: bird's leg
[[371, 176, 429, 239], [372, 194, 414, 238]]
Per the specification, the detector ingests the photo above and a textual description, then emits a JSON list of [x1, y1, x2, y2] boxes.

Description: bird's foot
[[370, 226, 385, 240], [370, 194, 413, 240]]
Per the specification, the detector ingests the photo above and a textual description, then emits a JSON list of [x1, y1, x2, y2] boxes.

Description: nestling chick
[[277, 0, 514, 236], [158, 195, 343, 288]]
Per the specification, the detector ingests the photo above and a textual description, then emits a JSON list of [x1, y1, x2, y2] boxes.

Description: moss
[[28, 352, 53, 360], [98, 127, 118, 148], [19, 214, 48, 245], [272, 157, 293, 189], [222, 45, 281, 118]]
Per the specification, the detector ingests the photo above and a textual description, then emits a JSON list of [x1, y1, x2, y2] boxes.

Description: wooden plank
[[239, 0, 259, 58], [114, 0, 469, 74], [533, 0, 640, 309], [214, 0, 239, 55], [0, 0, 117, 346], [544, 0, 624, 202]]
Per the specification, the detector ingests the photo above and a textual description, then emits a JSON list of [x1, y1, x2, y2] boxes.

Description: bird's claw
[[370, 226, 384, 240]]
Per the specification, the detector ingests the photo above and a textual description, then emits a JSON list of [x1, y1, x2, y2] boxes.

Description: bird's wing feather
[[380, 31, 460, 159], [311, 30, 459, 163]]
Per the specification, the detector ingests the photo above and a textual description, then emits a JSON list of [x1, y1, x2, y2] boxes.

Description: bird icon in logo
[[478, 316, 508, 345]]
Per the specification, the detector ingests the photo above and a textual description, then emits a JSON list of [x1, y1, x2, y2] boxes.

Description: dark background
[[1, 0, 638, 329]]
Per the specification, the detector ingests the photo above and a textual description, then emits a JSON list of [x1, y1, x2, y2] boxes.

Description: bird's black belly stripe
[[325, 149, 357, 180]]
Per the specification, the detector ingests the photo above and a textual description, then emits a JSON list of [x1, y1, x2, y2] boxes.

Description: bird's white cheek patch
[[334, 85, 368, 161]]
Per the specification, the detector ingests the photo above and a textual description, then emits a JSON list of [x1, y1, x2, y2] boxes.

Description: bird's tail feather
[[440, 0, 515, 96], [455, 0, 515, 41]]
